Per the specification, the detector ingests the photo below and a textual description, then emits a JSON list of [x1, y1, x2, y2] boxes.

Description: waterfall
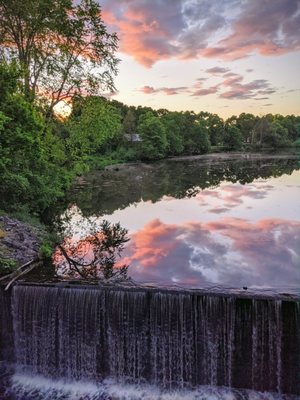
[[6, 284, 299, 396], [0, 287, 13, 363]]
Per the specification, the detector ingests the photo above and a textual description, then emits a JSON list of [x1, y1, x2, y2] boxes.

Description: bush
[[0, 257, 17, 276]]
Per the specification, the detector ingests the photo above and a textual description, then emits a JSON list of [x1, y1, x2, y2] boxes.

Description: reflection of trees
[[65, 158, 299, 217], [54, 220, 129, 280]]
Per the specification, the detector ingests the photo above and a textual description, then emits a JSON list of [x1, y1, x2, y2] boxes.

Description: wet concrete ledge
[[3, 280, 298, 302]]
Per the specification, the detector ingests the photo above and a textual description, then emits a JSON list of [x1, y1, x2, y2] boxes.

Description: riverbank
[[0, 215, 48, 276], [103, 150, 300, 171]]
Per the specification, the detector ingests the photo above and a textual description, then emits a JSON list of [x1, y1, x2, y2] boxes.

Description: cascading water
[[1, 284, 299, 399], [0, 288, 13, 363]]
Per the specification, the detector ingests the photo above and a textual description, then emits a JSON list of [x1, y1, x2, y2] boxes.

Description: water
[[4, 374, 300, 400], [1, 155, 300, 399], [55, 155, 300, 293], [0, 284, 298, 398]]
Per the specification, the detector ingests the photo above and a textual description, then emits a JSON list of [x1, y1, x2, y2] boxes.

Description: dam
[[0, 283, 299, 398]]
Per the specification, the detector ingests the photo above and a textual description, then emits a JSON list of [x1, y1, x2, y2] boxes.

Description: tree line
[[66, 96, 300, 164]]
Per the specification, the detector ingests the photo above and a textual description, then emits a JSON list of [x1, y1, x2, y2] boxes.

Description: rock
[[0, 216, 45, 267]]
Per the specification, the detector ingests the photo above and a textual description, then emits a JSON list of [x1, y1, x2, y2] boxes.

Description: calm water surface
[[58, 154, 300, 293]]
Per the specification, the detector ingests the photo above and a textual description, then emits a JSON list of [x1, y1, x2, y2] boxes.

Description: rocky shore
[[0, 216, 45, 268]]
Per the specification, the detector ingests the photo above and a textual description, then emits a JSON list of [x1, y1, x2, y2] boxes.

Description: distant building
[[124, 133, 142, 142]]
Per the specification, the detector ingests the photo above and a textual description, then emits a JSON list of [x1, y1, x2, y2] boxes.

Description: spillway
[[0, 283, 299, 398]]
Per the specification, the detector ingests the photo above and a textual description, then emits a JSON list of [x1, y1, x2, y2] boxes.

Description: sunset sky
[[99, 0, 300, 118]]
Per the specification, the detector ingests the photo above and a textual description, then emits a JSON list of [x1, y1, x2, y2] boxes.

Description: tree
[[224, 125, 243, 150], [252, 115, 272, 145], [67, 96, 122, 170], [274, 115, 300, 143], [0, 62, 70, 213], [189, 120, 211, 154], [262, 120, 291, 148], [201, 112, 224, 146], [161, 111, 184, 155], [0, 0, 119, 116], [236, 113, 258, 144], [180, 112, 210, 154], [137, 112, 168, 160]]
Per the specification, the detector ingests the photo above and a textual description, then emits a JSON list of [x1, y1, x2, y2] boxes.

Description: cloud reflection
[[196, 182, 274, 210], [124, 217, 300, 289]]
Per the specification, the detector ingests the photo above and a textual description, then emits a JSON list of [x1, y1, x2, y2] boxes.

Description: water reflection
[[121, 217, 300, 289], [55, 156, 300, 292], [66, 156, 298, 217]]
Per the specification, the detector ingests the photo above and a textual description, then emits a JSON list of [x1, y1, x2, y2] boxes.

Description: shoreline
[[103, 150, 299, 171]]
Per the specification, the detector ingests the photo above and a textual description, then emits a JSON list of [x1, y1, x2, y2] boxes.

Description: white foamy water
[[6, 373, 298, 400]]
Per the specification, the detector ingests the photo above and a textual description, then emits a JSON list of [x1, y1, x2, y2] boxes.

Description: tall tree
[[67, 96, 122, 170], [0, 62, 70, 213], [161, 111, 184, 155], [200, 112, 224, 146], [189, 120, 211, 154], [223, 125, 243, 150], [137, 112, 168, 160], [0, 0, 119, 115]]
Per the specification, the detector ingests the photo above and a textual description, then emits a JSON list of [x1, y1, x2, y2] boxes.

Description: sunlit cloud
[[101, 0, 300, 66], [203, 0, 300, 60], [191, 85, 220, 97], [140, 85, 188, 95], [206, 67, 230, 74], [139, 72, 276, 100], [219, 77, 276, 100]]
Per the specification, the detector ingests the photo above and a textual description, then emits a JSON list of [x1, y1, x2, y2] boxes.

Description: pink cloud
[[122, 217, 300, 289], [195, 182, 273, 209], [140, 85, 188, 95], [203, 0, 300, 60], [206, 67, 229, 74], [192, 86, 219, 97], [101, 0, 300, 66], [219, 77, 275, 100]]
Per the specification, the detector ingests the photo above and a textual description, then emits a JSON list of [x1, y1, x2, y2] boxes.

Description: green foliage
[[87, 155, 123, 170], [0, 63, 73, 214], [161, 112, 184, 155], [137, 112, 168, 160], [181, 113, 211, 155], [0, 0, 119, 114], [0, 256, 17, 276], [190, 120, 211, 154], [201, 112, 225, 146], [113, 146, 140, 162], [262, 120, 290, 147], [40, 241, 54, 259], [67, 96, 122, 172], [227, 113, 258, 144], [98, 101, 300, 160], [224, 125, 243, 150]]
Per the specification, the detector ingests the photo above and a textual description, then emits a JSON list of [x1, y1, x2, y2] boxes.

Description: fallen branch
[[5, 261, 41, 291], [0, 259, 37, 282], [58, 245, 86, 278], [0, 258, 41, 290]]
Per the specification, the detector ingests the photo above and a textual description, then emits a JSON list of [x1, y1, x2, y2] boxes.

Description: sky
[[98, 0, 300, 118]]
